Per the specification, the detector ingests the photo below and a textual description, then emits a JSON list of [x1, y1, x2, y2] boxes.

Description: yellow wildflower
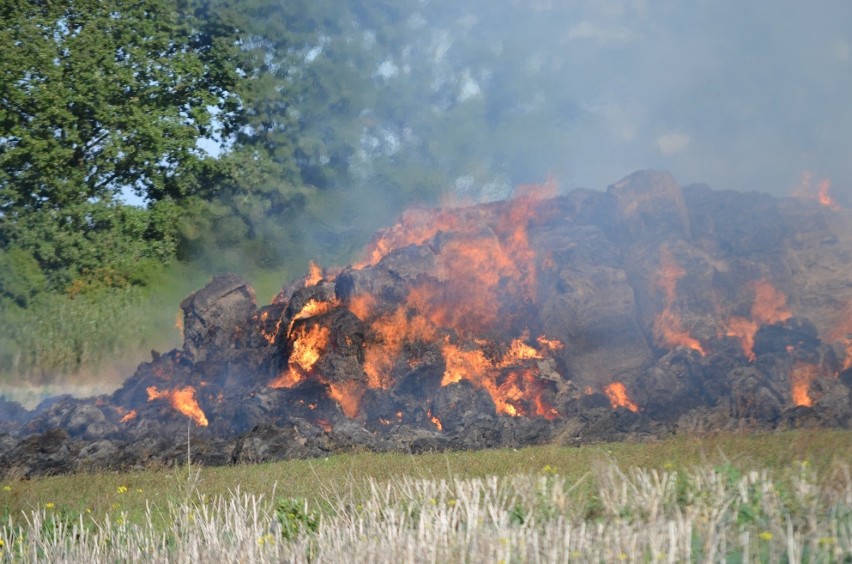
[[116, 486, 128, 494], [45, 502, 54, 509], [258, 533, 275, 546], [759, 531, 772, 541], [2, 485, 10, 492]]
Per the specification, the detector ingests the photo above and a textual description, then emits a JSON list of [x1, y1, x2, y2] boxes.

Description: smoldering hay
[[1, 170, 851, 477]]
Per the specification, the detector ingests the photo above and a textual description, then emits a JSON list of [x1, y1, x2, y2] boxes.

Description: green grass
[[2, 429, 849, 524], [0, 261, 302, 406], [1, 430, 850, 562]]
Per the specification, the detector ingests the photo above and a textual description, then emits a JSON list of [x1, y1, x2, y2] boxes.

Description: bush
[[0, 247, 47, 307]]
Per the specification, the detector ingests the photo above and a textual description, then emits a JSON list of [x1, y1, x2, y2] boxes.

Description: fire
[[305, 261, 324, 286], [268, 182, 564, 421], [175, 311, 183, 334], [726, 317, 760, 361], [603, 382, 639, 412], [270, 323, 330, 388], [287, 298, 337, 336], [536, 335, 564, 351], [751, 280, 793, 325], [725, 280, 793, 360], [326, 380, 364, 419], [269, 369, 302, 389], [790, 362, 820, 407], [652, 248, 706, 355], [794, 171, 839, 210], [428, 409, 443, 431], [146, 385, 209, 426], [288, 324, 329, 373], [440, 338, 559, 419], [360, 303, 437, 389], [347, 292, 376, 320], [316, 419, 332, 433], [119, 409, 137, 423], [258, 310, 284, 345]]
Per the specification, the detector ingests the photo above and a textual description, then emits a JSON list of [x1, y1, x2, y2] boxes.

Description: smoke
[[173, 0, 852, 274], [337, 0, 851, 207]]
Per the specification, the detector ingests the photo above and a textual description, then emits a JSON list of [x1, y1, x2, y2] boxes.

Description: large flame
[[652, 248, 705, 355], [146, 385, 208, 426], [351, 185, 559, 418]]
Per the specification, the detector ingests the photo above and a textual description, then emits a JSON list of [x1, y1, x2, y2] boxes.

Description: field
[[1, 430, 850, 561]]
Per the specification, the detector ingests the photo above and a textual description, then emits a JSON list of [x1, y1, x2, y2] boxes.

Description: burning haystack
[[1, 170, 850, 477]]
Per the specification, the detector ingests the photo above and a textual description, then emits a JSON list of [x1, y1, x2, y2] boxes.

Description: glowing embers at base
[[603, 381, 640, 412], [146, 385, 208, 426]]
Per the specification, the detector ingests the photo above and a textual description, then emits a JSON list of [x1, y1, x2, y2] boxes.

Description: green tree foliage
[[0, 0, 241, 287]]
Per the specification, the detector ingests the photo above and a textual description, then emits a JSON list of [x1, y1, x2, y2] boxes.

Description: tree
[[0, 0, 241, 287]]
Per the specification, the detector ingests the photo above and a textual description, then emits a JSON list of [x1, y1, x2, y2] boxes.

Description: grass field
[[1, 430, 850, 561]]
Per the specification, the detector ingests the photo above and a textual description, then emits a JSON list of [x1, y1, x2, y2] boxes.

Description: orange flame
[[440, 338, 559, 419], [287, 298, 337, 337], [146, 385, 208, 426], [175, 311, 184, 334], [428, 409, 444, 431], [603, 381, 639, 412], [536, 335, 564, 351], [726, 280, 793, 360], [305, 261, 324, 286], [316, 419, 332, 433], [361, 303, 437, 389], [268, 182, 564, 421], [751, 280, 793, 325], [790, 362, 820, 407], [258, 310, 284, 345], [794, 171, 839, 210], [652, 248, 706, 355], [270, 323, 331, 388], [119, 409, 137, 423], [326, 380, 364, 419]]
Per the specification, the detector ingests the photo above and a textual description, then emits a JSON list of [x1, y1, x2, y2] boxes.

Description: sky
[[123, 0, 852, 207], [488, 0, 852, 200]]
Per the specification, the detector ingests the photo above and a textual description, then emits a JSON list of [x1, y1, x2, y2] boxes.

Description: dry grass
[[1, 430, 850, 561], [1, 455, 850, 562]]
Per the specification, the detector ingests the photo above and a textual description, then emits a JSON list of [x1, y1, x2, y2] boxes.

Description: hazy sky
[[511, 0, 852, 200]]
